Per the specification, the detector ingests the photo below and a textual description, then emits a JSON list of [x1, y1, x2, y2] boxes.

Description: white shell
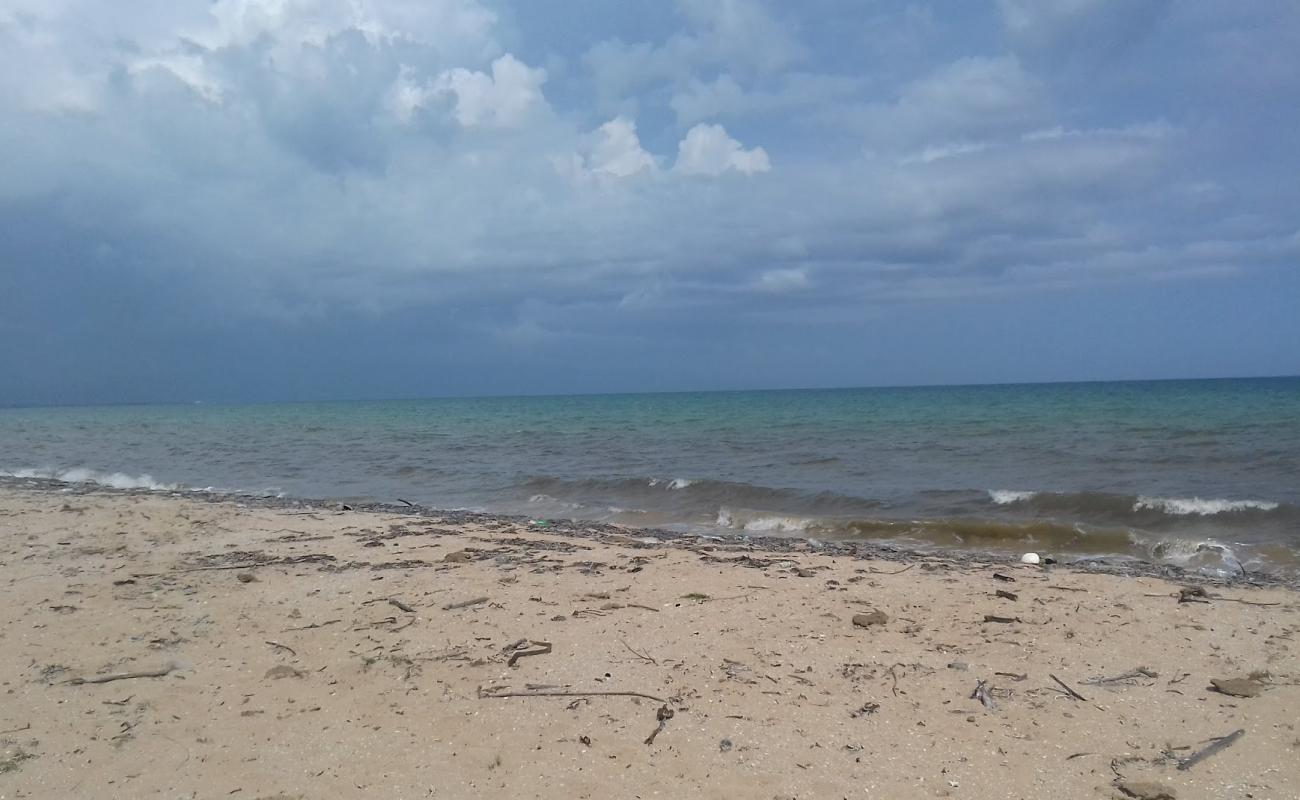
[[1020, 552, 1041, 565]]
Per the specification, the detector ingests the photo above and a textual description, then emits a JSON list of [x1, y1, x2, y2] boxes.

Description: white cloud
[[674, 123, 771, 175], [430, 54, 547, 128], [587, 117, 657, 177]]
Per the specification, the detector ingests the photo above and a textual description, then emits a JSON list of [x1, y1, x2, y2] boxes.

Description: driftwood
[[388, 598, 416, 613], [1049, 673, 1088, 701], [1085, 667, 1157, 685], [264, 640, 297, 657], [444, 596, 490, 611], [1177, 729, 1244, 771], [983, 615, 1022, 624], [507, 641, 553, 667], [478, 687, 667, 703], [67, 663, 179, 685]]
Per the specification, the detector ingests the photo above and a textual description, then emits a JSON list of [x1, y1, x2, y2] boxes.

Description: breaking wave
[[1, 467, 181, 491]]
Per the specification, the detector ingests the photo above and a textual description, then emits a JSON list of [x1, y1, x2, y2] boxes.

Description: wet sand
[[2, 485, 1298, 799]]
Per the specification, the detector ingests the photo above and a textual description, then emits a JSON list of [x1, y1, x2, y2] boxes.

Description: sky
[[1, 0, 1298, 405]]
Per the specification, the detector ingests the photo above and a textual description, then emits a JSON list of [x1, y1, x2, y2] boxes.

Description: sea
[[3, 377, 1298, 576]]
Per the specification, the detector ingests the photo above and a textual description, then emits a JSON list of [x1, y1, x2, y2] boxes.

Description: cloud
[[408, 53, 548, 128], [584, 117, 658, 177], [674, 123, 771, 175]]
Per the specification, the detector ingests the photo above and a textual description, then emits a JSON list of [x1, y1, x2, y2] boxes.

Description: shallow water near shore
[[3, 377, 1298, 575]]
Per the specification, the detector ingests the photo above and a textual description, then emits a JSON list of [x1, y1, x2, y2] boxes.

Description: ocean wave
[[521, 475, 884, 517], [1133, 496, 1280, 516], [1, 467, 181, 491], [984, 488, 1289, 521], [989, 490, 1038, 505]]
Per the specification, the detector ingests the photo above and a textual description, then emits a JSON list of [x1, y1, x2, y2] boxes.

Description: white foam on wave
[[742, 515, 812, 533], [668, 478, 693, 490], [2, 467, 181, 491], [989, 490, 1038, 505], [1134, 496, 1279, 516]]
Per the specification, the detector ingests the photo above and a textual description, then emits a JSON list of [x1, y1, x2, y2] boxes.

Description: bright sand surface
[[1, 487, 1298, 799]]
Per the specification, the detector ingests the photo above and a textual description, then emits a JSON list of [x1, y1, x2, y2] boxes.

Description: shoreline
[[4, 475, 1296, 590], [1, 483, 1298, 797]]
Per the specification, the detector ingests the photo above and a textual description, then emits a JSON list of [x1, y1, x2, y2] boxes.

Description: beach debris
[[792, 566, 817, 578], [1020, 552, 1041, 565], [1209, 676, 1266, 698], [264, 665, 305, 680], [396, 498, 416, 507], [1113, 779, 1177, 799], [983, 614, 1021, 624], [620, 640, 657, 665], [442, 550, 474, 563], [579, 735, 592, 746], [947, 661, 969, 671], [387, 597, 416, 613], [236, 572, 258, 583], [66, 662, 181, 685], [264, 640, 297, 657], [995, 671, 1028, 682], [506, 640, 553, 668], [478, 687, 667, 703], [644, 705, 674, 745], [970, 680, 997, 712], [850, 702, 880, 718], [1049, 673, 1088, 702], [719, 738, 733, 752], [1175, 728, 1244, 771], [992, 572, 1016, 582], [681, 592, 711, 602], [995, 589, 1019, 601], [444, 596, 489, 610], [1177, 586, 1210, 604], [852, 610, 888, 628], [1084, 667, 1157, 686]]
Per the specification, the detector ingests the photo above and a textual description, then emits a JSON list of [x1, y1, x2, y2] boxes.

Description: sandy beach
[[2, 485, 1298, 799]]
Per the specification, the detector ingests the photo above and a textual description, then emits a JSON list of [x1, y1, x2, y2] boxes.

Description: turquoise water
[[3, 377, 1299, 573]]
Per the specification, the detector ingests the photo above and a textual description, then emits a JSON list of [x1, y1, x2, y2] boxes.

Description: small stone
[[719, 738, 733, 753], [947, 661, 969, 671], [1114, 779, 1176, 800], [443, 550, 473, 563], [793, 567, 817, 578], [1210, 677, 1265, 698], [852, 610, 888, 628], [236, 573, 257, 583]]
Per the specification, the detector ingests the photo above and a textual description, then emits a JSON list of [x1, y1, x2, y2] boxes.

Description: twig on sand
[[1177, 729, 1244, 771], [478, 687, 667, 703], [0, 723, 31, 734], [264, 641, 297, 657], [283, 619, 340, 632], [66, 663, 179, 685], [620, 639, 658, 665], [507, 641, 553, 667], [983, 615, 1022, 624], [1084, 667, 1157, 685], [644, 705, 674, 745], [1049, 673, 1088, 702], [388, 598, 416, 613], [869, 564, 916, 575], [444, 596, 490, 610]]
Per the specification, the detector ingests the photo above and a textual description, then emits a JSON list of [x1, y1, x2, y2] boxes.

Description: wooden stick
[[1049, 673, 1088, 701], [264, 641, 297, 657], [1177, 729, 1244, 771], [1084, 667, 1157, 685], [479, 688, 667, 703], [444, 596, 489, 610], [507, 641, 553, 667], [67, 663, 178, 685], [388, 598, 416, 613]]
